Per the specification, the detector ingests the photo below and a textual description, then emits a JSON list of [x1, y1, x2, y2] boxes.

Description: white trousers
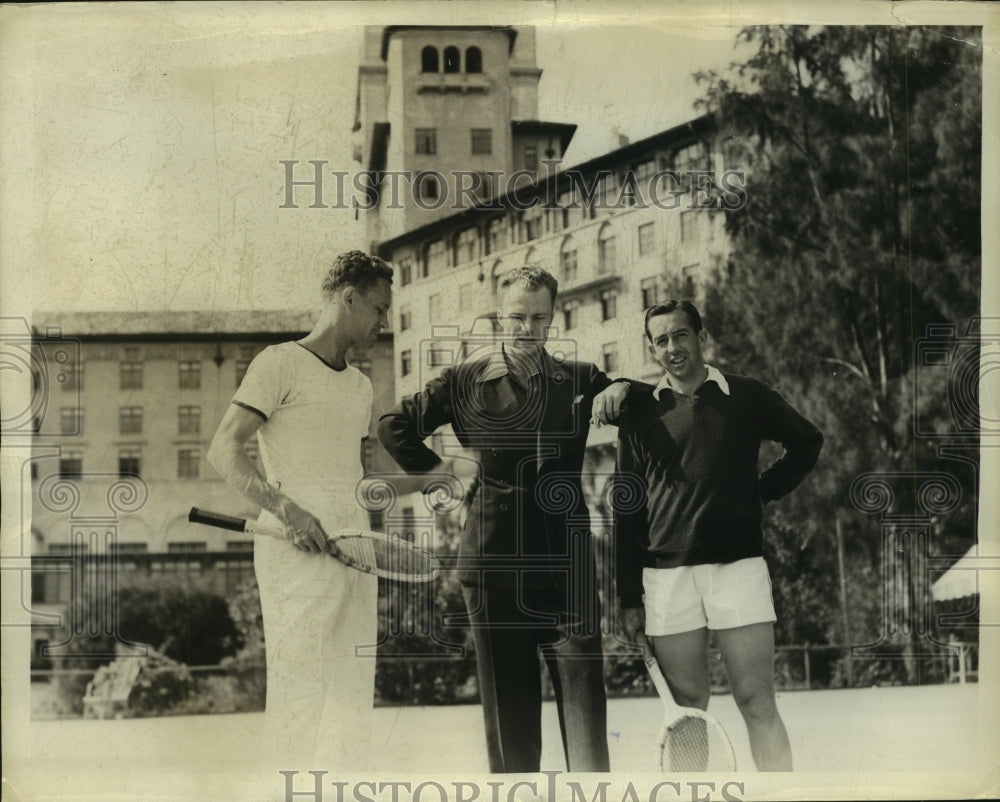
[[253, 491, 378, 770]]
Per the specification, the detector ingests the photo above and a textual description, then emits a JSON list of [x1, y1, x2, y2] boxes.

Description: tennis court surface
[[7, 683, 993, 800]]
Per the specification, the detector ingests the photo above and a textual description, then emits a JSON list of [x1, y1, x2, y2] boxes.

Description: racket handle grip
[[188, 507, 249, 533]]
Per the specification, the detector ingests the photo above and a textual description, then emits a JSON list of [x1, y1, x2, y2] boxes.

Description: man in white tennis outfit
[[208, 251, 392, 769]]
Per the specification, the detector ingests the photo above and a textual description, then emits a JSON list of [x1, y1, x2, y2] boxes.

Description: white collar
[[654, 364, 730, 399]]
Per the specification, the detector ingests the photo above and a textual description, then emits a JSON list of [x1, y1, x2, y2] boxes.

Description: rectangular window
[[399, 305, 412, 332], [471, 128, 492, 155], [168, 542, 207, 553], [598, 235, 617, 274], [602, 343, 620, 375], [632, 159, 656, 181], [59, 451, 83, 480], [456, 228, 478, 264], [638, 222, 656, 257], [226, 541, 254, 552], [524, 145, 538, 171], [113, 542, 148, 554], [177, 449, 200, 479], [119, 360, 143, 390], [560, 247, 578, 283], [487, 219, 505, 255], [178, 405, 201, 435], [118, 448, 141, 478], [426, 240, 447, 274], [62, 361, 82, 391], [235, 347, 255, 386], [524, 210, 542, 242], [401, 349, 412, 377], [428, 348, 447, 368], [428, 293, 442, 322], [178, 360, 201, 389], [399, 259, 413, 286], [641, 277, 658, 310], [600, 289, 618, 322], [563, 301, 579, 332], [119, 406, 142, 435], [60, 407, 82, 436], [415, 128, 437, 155]]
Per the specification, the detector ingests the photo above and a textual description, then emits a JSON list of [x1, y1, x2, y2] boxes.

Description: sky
[[1, 2, 750, 314]]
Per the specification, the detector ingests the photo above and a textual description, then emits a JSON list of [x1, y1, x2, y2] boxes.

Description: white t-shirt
[[233, 341, 372, 501]]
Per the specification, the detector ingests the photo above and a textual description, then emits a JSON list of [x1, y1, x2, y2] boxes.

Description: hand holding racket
[[640, 634, 737, 772], [188, 507, 440, 582]]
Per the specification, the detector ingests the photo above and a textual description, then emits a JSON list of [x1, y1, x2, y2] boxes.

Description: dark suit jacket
[[378, 349, 619, 597]]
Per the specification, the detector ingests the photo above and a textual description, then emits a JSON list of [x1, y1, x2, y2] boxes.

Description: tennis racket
[[640, 634, 737, 772], [187, 507, 440, 583]]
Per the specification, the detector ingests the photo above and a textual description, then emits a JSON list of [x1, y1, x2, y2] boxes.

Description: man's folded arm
[[377, 369, 455, 475]]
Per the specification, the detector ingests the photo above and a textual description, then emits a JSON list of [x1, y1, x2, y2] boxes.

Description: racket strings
[[662, 715, 733, 772], [336, 535, 438, 579]]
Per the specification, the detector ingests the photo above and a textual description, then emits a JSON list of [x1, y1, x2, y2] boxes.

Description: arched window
[[491, 259, 504, 296], [421, 46, 439, 73], [597, 223, 617, 274], [465, 46, 482, 73], [444, 46, 460, 73], [559, 236, 578, 283]]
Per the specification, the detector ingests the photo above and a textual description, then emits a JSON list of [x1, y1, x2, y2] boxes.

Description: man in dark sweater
[[614, 300, 822, 771]]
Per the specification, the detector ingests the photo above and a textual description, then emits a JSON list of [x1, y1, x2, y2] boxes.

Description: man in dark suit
[[377, 266, 631, 773]]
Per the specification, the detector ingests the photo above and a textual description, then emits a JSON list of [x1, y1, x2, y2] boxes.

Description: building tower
[[353, 26, 576, 247]]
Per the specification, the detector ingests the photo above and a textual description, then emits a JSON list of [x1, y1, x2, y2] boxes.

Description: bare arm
[[207, 404, 329, 554]]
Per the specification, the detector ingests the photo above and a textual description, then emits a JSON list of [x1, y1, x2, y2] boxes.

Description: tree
[[692, 26, 982, 676]]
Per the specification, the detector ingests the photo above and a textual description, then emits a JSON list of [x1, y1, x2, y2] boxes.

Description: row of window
[[60, 357, 252, 392], [414, 127, 497, 157], [420, 45, 482, 74], [43, 541, 252, 554], [397, 338, 633, 378], [398, 266, 696, 342], [397, 208, 706, 288], [58, 448, 203, 480], [53, 405, 204, 436]]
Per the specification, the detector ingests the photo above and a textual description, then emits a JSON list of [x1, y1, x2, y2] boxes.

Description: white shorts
[[643, 557, 777, 636]]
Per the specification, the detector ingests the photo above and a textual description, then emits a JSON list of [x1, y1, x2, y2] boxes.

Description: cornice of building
[[374, 113, 716, 255]]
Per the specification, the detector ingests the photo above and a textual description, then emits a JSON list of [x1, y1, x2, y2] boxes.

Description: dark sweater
[[614, 372, 823, 608]]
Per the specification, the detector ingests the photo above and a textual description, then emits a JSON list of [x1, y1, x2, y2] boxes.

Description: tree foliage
[[693, 26, 982, 661]]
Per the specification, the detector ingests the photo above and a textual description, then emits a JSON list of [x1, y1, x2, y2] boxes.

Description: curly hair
[[321, 251, 393, 298]]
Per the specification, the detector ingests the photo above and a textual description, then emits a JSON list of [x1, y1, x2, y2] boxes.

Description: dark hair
[[644, 300, 703, 341], [321, 251, 393, 298], [497, 266, 558, 306]]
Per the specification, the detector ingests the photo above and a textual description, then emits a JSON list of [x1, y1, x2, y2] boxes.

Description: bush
[[51, 583, 243, 715]]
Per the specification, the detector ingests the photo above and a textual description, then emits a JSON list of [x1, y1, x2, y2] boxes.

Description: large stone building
[[24, 311, 395, 669], [355, 24, 734, 459]]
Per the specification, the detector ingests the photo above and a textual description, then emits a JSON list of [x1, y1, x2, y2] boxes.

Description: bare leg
[[715, 623, 792, 771], [649, 627, 711, 709]]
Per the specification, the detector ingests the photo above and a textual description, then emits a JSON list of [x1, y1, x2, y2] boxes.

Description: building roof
[[31, 310, 318, 340], [375, 113, 715, 254]]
